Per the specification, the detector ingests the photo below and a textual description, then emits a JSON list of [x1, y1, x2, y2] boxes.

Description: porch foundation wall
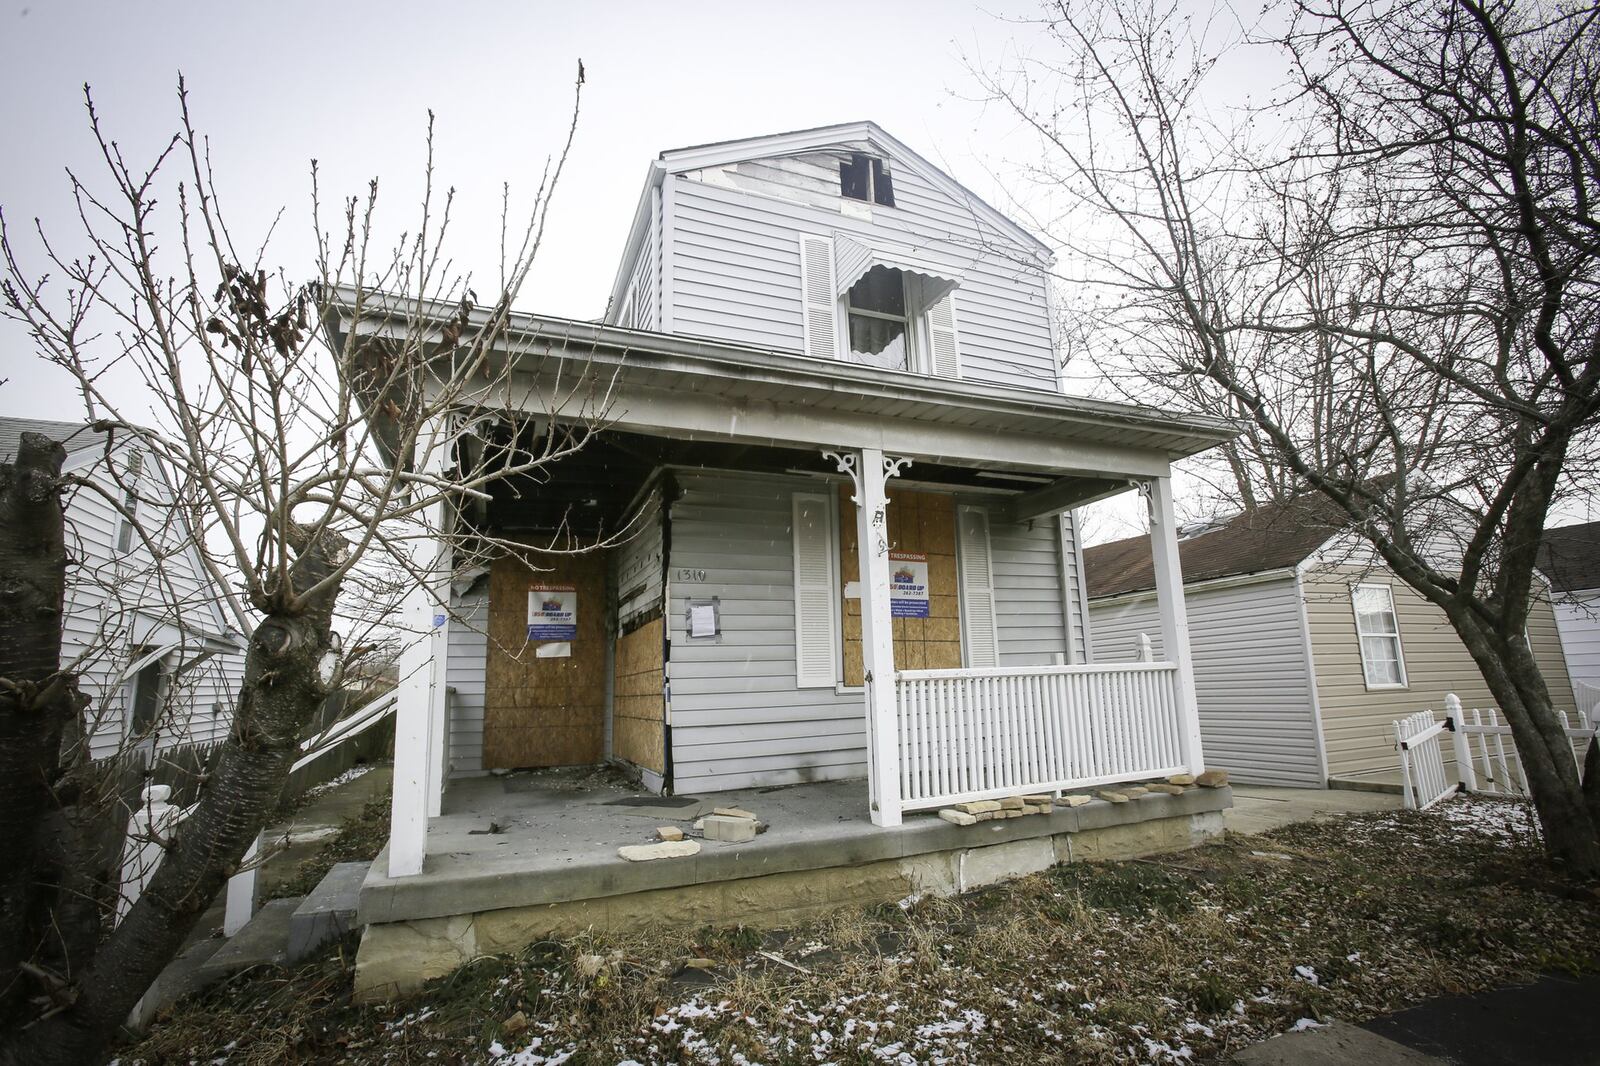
[[352, 796, 1227, 1001]]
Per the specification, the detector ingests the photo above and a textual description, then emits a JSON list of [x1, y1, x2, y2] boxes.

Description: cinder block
[[702, 814, 758, 842]]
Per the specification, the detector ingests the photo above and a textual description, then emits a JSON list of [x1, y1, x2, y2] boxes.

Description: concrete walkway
[[1224, 785, 1402, 836]]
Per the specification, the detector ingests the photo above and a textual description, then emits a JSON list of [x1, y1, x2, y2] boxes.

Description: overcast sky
[[0, 0, 1068, 419]]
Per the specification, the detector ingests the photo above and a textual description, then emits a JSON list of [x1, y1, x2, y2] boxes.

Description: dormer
[[605, 122, 1061, 393]]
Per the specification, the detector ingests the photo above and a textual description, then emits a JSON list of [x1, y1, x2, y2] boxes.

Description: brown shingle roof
[[1084, 494, 1349, 599], [1538, 520, 1600, 594]]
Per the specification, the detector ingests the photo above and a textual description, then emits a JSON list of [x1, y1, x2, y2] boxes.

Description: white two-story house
[[328, 121, 1237, 893], [0, 418, 248, 768]]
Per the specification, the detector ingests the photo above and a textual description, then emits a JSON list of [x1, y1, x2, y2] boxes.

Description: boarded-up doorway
[[483, 549, 608, 769]]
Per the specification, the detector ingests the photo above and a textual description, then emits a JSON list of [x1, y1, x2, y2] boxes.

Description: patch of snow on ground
[[302, 764, 373, 799], [1435, 797, 1535, 840]]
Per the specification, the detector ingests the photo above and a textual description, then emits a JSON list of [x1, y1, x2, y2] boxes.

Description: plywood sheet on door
[[483, 549, 608, 769], [839, 486, 961, 686]]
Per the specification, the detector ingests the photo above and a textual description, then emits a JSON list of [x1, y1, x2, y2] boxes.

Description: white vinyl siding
[[1551, 591, 1600, 697], [56, 445, 247, 761], [957, 505, 999, 668], [1351, 583, 1407, 688], [666, 173, 1055, 391], [445, 584, 488, 773], [666, 473, 1073, 793], [668, 471, 865, 793], [1089, 575, 1325, 787], [791, 491, 839, 687]]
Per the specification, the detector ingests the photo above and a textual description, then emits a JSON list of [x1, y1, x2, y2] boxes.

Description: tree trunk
[[0, 433, 91, 1030], [0, 527, 348, 1066], [1452, 610, 1600, 877]]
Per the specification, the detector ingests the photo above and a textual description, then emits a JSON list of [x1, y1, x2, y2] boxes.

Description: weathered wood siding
[[666, 470, 1074, 793], [661, 149, 1057, 393], [1303, 564, 1578, 778], [58, 446, 247, 761], [445, 582, 488, 773], [1089, 575, 1325, 787]]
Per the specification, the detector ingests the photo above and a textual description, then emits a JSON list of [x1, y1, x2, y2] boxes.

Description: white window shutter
[[927, 293, 961, 378], [958, 505, 999, 668], [799, 236, 839, 361], [792, 492, 839, 687]]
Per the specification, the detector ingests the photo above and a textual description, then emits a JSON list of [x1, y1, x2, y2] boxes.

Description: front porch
[[353, 768, 1232, 997]]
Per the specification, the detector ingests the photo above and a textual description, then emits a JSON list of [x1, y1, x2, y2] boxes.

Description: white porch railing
[[893, 662, 1188, 812]]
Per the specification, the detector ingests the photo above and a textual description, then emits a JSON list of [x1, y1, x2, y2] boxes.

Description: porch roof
[[326, 289, 1237, 483]]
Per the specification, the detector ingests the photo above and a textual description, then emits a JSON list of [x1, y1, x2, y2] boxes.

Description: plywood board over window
[[483, 549, 609, 769], [839, 486, 961, 686]]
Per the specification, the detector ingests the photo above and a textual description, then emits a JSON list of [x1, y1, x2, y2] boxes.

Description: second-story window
[[839, 153, 895, 207], [845, 266, 910, 370]]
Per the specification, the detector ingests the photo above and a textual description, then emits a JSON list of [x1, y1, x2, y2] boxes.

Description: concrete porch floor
[[356, 768, 1234, 928]]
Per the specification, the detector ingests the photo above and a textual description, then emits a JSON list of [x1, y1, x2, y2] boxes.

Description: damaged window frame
[[843, 266, 915, 371], [839, 152, 895, 208]]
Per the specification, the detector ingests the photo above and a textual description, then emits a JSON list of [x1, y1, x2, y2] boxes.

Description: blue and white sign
[[527, 584, 578, 641], [889, 552, 930, 618]]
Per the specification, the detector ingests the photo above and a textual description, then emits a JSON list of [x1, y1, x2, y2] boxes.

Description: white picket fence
[[1395, 692, 1599, 807], [1394, 710, 1456, 810], [894, 662, 1188, 811]]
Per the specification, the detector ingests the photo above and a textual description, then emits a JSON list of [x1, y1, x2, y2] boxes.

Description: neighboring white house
[[0, 418, 248, 763], [326, 120, 1241, 882], [1084, 494, 1579, 788], [1539, 519, 1600, 719]]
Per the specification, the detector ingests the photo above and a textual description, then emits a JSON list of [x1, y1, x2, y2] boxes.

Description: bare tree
[[0, 65, 611, 1063], [979, 0, 1600, 873]]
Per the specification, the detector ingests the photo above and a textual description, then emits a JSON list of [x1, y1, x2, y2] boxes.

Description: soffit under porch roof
[[326, 289, 1237, 482]]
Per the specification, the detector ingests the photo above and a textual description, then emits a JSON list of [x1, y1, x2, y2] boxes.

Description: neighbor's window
[[1352, 583, 1407, 688], [845, 266, 910, 370], [839, 153, 895, 207]]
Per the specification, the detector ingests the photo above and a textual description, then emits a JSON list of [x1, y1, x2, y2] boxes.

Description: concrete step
[[197, 896, 303, 979], [288, 861, 368, 963], [129, 936, 224, 1030]]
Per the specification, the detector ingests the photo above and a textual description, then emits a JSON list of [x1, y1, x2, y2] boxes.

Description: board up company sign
[[889, 552, 930, 618], [527, 584, 577, 640]]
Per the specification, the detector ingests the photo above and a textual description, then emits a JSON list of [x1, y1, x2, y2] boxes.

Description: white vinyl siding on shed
[[445, 583, 488, 774], [1552, 591, 1600, 699], [1089, 575, 1325, 787], [666, 470, 1075, 793], [664, 172, 1056, 392]]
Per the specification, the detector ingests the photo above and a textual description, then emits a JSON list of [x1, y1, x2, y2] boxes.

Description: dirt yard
[[119, 797, 1600, 1065]]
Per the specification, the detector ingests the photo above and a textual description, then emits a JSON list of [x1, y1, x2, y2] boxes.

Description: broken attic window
[[839, 153, 895, 207]]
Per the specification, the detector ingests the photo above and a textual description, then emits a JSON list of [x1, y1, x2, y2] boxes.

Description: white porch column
[[1146, 475, 1205, 774], [851, 448, 909, 826], [388, 420, 452, 878], [424, 506, 454, 819]]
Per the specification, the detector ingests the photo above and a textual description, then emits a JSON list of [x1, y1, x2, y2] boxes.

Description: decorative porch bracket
[[825, 447, 912, 826], [1144, 475, 1206, 774]]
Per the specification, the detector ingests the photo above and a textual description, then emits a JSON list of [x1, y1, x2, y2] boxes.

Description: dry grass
[[120, 798, 1600, 1065]]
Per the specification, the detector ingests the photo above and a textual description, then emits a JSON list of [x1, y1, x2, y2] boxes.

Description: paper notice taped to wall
[[690, 604, 717, 638]]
